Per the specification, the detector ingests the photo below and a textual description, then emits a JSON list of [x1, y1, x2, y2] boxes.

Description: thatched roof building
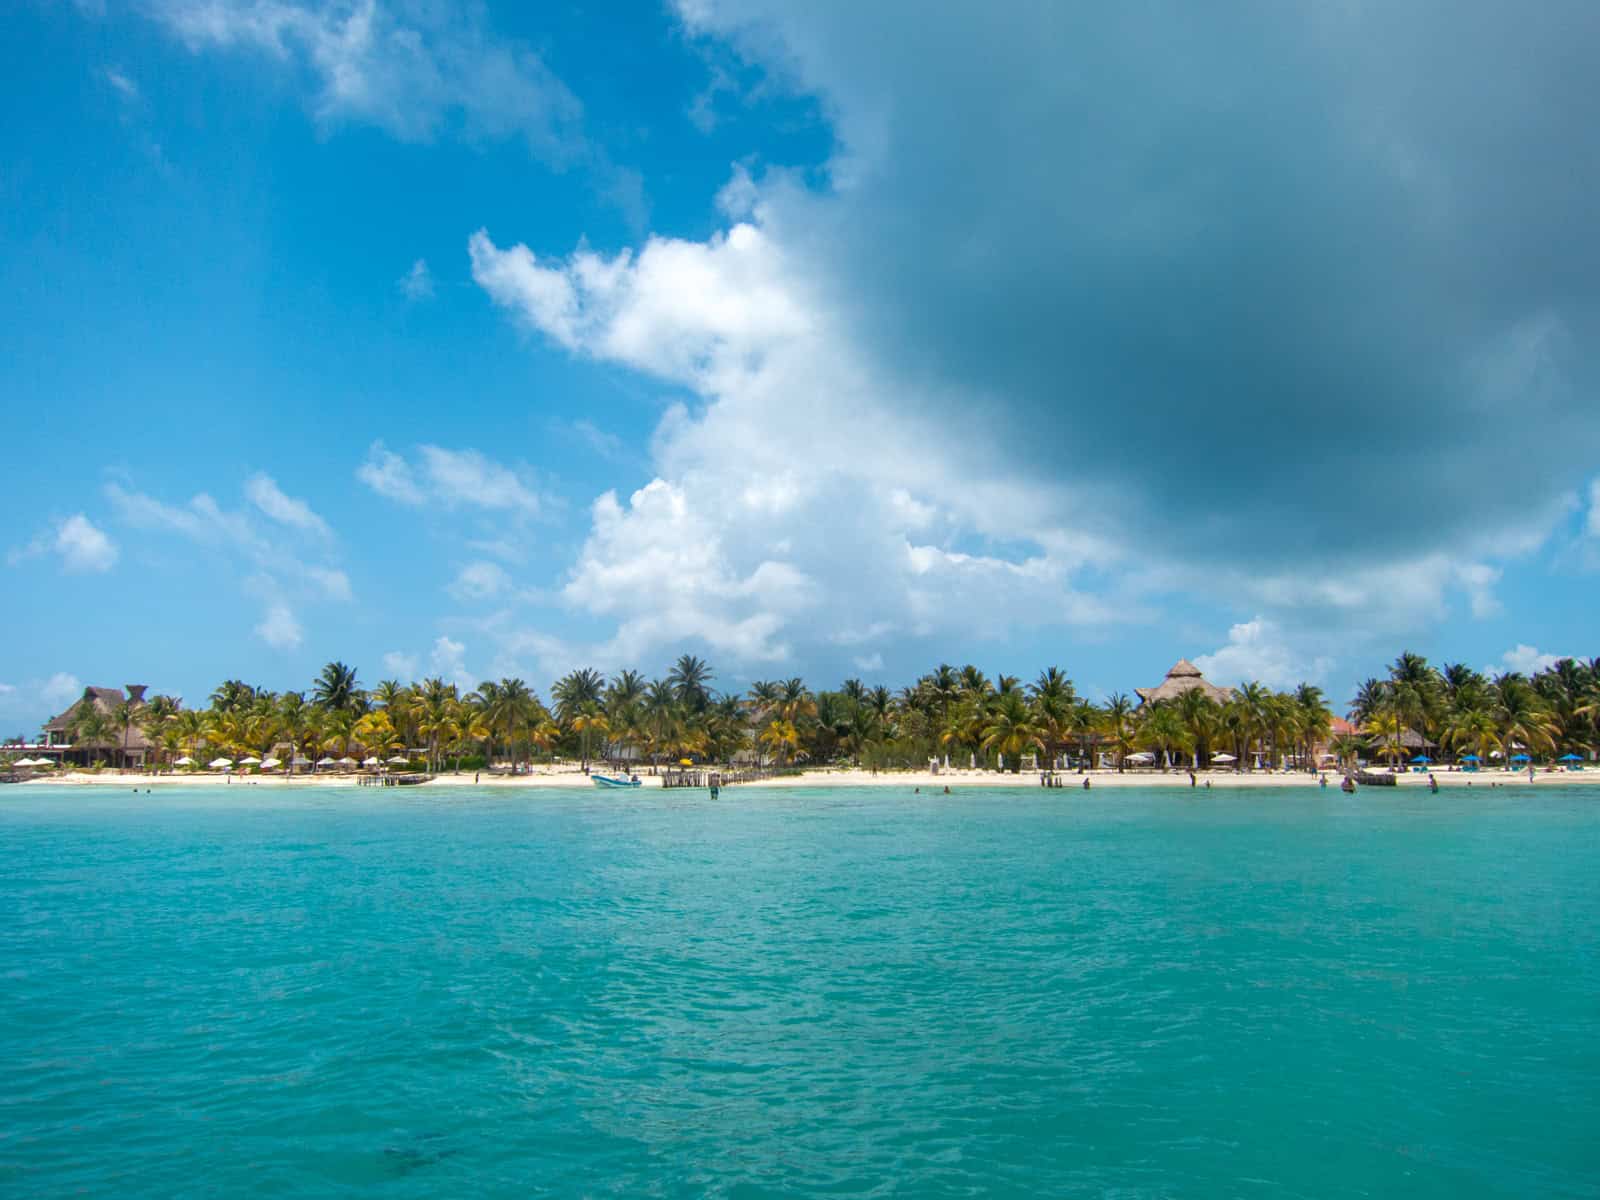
[[1134, 660, 1233, 706], [42, 684, 155, 764]]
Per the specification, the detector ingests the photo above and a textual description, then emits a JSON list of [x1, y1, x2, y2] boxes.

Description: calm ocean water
[[2, 784, 1596, 1198]]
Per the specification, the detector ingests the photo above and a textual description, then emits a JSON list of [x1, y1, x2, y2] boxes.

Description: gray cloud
[[681, 0, 1600, 564]]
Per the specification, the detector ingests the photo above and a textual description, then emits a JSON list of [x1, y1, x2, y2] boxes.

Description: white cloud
[[1453, 562, 1503, 619], [104, 67, 140, 101], [400, 257, 433, 300], [0, 683, 14, 696], [355, 441, 425, 505], [1493, 644, 1567, 677], [304, 565, 354, 601], [56, 515, 119, 572], [429, 635, 475, 690], [447, 560, 511, 602], [1587, 478, 1600, 539], [105, 479, 350, 649], [153, 0, 582, 154], [357, 442, 541, 514], [852, 652, 884, 672], [42, 672, 84, 711], [569, 418, 623, 461], [255, 603, 304, 650], [245, 472, 331, 538], [382, 651, 418, 680], [1193, 618, 1332, 690]]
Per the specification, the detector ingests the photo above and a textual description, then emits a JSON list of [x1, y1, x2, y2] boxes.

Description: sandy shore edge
[[14, 767, 1595, 791]]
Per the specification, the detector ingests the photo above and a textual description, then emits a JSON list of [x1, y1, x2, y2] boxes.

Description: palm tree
[[667, 655, 715, 711], [981, 692, 1045, 772], [69, 704, 115, 767], [415, 678, 460, 773], [209, 680, 256, 712], [353, 711, 400, 762], [1492, 676, 1558, 766], [570, 703, 609, 770], [1175, 688, 1217, 768], [1293, 684, 1332, 773], [1137, 701, 1192, 769], [111, 697, 139, 769], [1066, 698, 1101, 771], [312, 661, 362, 712], [138, 694, 179, 771], [1102, 693, 1136, 772], [759, 718, 800, 765], [174, 709, 208, 765], [1234, 682, 1272, 769]]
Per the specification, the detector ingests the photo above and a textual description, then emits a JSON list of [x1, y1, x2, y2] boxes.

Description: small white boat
[[590, 774, 641, 789]]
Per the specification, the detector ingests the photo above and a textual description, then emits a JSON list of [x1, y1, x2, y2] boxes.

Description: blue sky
[[4, 0, 1598, 731]]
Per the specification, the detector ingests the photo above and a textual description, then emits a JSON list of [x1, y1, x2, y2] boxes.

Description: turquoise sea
[[2, 784, 1596, 1198]]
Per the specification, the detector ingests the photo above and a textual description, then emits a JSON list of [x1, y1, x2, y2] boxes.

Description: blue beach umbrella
[[1510, 753, 1530, 762], [1409, 755, 1431, 764], [1558, 753, 1583, 761], [1460, 754, 1480, 762]]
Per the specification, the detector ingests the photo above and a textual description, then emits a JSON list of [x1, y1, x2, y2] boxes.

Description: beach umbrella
[[387, 755, 409, 764], [362, 756, 380, 766], [208, 757, 233, 769], [260, 756, 281, 769], [1510, 753, 1530, 762], [174, 755, 194, 766], [679, 758, 693, 766], [12, 757, 38, 767], [239, 755, 262, 765], [1558, 753, 1583, 761], [315, 756, 335, 767], [1409, 755, 1431, 764], [1460, 754, 1480, 762], [1212, 752, 1237, 763]]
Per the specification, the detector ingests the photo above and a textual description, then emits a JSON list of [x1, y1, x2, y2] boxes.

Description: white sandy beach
[[17, 765, 1595, 791]]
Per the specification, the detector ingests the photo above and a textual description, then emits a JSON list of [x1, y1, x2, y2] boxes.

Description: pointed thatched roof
[[42, 685, 155, 748], [1135, 660, 1233, 706]]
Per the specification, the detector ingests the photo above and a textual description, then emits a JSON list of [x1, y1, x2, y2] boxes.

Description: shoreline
[[12, 766, 1596, 791]]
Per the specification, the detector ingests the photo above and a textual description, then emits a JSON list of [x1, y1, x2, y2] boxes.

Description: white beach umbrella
[[291, 756, 311, 766], [387, 755, 410, 764], [260, 756, 282, 769], [239, 755, 262, 765], [1125, 750, 1154, 761], [1212, 753, 1237, 763], [315, 756, 335, 766], [174, 755, 194, 766], [337, 756, 357, 765], [208, 757, 234, 769], [362, 756, 380, 766], [12, 757, 38, 767]]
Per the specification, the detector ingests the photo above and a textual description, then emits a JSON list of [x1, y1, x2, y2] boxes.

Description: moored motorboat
[[591, 774, 642, 788]]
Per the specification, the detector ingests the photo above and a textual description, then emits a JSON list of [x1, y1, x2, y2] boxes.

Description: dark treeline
[[25, 652, 1600, 774]]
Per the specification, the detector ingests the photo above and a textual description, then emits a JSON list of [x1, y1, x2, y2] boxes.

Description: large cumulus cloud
[[678, 0, 1600, 560], [469, 1, 1600, 678]]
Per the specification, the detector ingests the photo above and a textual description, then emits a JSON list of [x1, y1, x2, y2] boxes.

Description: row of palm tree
[[44, 651, 1598, 774], [1348, 653, 1598, 767]]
